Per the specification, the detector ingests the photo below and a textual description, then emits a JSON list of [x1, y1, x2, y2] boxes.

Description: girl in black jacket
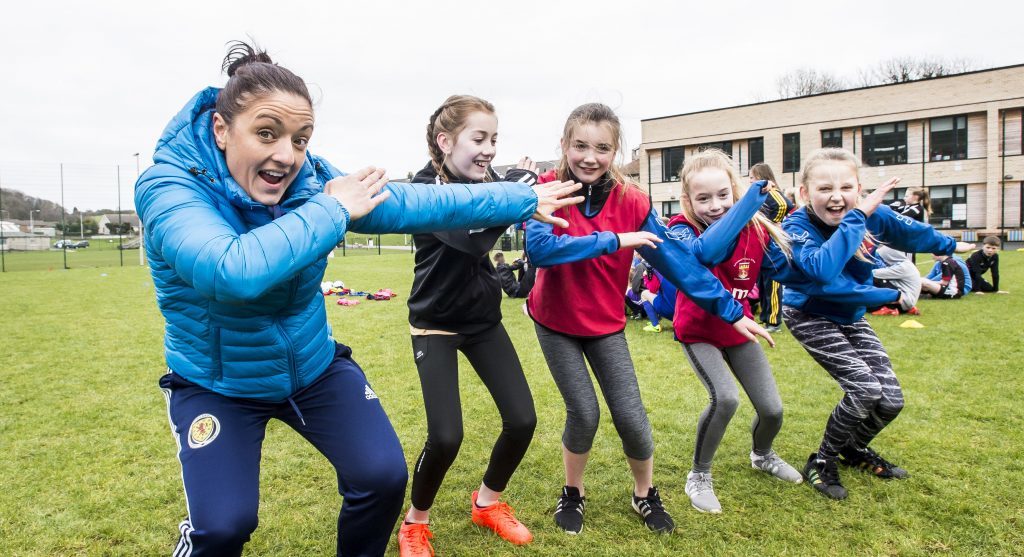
[[397, 95, 543, 556]]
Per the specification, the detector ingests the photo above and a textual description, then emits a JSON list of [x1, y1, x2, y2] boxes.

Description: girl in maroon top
[[666, 150, 802, 514]]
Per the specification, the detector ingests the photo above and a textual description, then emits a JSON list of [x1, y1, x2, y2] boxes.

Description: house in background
[[95, 213, 141, 235]]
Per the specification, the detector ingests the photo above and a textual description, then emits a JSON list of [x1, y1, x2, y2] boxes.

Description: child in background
[[768, 148, 973, 500], [921, 253, 967, 299], [399, 95, 566, 555], [870, 245, 922, 315], [967, 236, 1006, 294], [639, 266, 677, 333], [527, 103, 770, 535], [889, 188, 930, 263], [494, 252, 536, 298], [923, 254, 972, 295], [889, 187, 930, 223], [668, 150, 801, 514], [749, 162, 793, 332]]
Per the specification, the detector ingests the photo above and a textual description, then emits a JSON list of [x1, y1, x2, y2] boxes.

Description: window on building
[[885, 187, 910, 205], [862, 122, 907, 166], [661, 200, 681, 217], [662, 147, 685, 182], [930, 116, 968, 161], [697, 141, 733, 156], [821, 129, 843, 148], [929, 185, 967, 228], [748, 138, 764, 167], [782, 133, 800, 173]]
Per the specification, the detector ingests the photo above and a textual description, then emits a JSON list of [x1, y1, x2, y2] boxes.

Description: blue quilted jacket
[[136, 88, 538, 401]]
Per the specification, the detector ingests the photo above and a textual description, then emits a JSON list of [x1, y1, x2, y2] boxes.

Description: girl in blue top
[[136, 41, 580, 557], [768, 148, 973, 500]]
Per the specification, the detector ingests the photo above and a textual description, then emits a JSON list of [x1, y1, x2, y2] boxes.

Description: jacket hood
[[151, 87, 323, 215]]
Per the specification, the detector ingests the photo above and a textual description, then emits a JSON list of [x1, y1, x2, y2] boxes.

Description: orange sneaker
[[870, 307, 898, 316], [397, 521, 434, 557], [907, 306, 921, 315], [471, 491, 533, 545]]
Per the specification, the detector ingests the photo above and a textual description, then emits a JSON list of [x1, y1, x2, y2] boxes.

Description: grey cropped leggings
[[534, 323, 654, 460], [683, 341, 784, 473]]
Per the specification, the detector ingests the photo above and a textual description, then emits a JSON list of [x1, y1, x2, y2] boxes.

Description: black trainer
[[631, 486, 675, 534], [554, 486, 585, 535], [840, 446, 909, 479], [803, 453, 848, 500]]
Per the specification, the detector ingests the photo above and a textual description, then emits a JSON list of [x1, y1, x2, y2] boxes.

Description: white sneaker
[[751, 450, 803, 483], [684, 471, 721, 513]]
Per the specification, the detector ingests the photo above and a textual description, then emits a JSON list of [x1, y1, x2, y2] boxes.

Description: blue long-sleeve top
[[768, 205, 957, 324]]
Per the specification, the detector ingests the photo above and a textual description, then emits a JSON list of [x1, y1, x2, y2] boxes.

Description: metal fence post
[[60, 164, 68, 270], [117, 165, 124, 267], [0, 175, 5, 272]]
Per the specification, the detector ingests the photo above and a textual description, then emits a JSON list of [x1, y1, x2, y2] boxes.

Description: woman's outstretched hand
[[325, 167, 392, 220], [532, 181, 584, 228], [733, 316, 776, 348]]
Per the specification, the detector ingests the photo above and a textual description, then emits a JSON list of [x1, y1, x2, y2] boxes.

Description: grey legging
[[534, 323, 654, 460], [683, 341, 784, 473]]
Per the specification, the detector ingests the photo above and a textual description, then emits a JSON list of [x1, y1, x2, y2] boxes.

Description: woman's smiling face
[[213, 90, 314, 205]]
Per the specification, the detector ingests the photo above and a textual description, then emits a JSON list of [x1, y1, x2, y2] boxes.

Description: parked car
[[74, 240, 90, 248], [54, 240, 76, 249]]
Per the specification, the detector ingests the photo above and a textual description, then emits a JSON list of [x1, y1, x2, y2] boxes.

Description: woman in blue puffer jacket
[[136, 41, 580, 557]]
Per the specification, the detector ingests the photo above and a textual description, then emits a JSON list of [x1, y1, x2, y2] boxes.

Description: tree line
[[772, 56, 979, 100]]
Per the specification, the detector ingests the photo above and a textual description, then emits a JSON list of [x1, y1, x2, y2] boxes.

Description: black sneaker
[[554, 486, 585, 535], [802, 453, 848, 500], [631, 486, 675, 534], [840, 446, 909, 479]]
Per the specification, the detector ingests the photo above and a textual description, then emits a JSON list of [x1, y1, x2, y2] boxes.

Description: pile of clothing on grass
[[320, 280, 398, 306]]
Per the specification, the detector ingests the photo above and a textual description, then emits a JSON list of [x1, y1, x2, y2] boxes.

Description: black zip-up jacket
[[966, 250, 999, 290], [407, 162, 538, 334]]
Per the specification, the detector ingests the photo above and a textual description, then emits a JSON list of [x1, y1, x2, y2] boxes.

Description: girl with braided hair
[[397, 95, 550, 556]]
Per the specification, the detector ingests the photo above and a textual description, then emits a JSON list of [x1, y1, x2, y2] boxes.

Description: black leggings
[[409, 323, 536, 511]]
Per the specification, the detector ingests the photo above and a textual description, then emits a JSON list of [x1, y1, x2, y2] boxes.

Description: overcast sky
[[2, 0, 1022, 210]]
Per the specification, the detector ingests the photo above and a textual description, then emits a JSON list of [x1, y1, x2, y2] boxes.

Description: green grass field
[[1, 252, 1022, 556]]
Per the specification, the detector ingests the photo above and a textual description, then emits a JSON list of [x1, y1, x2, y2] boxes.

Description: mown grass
[[1, 252, 1021, 556]]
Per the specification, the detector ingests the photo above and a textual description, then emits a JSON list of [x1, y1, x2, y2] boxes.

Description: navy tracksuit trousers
[[160, 344, 407, 557]]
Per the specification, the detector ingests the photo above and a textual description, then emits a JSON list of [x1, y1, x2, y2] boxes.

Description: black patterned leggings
[[783, 307, 904, 460]]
